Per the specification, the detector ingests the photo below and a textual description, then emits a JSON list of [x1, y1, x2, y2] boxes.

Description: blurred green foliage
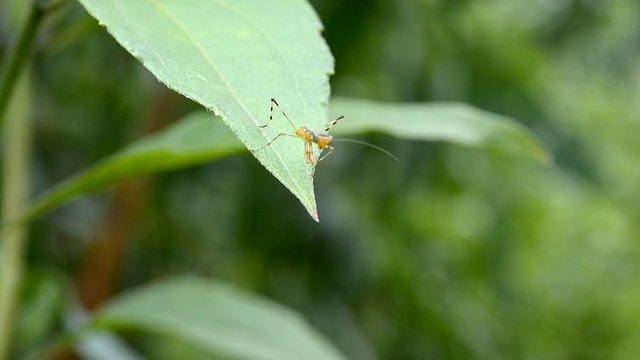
[[3, 0, 640, 359]]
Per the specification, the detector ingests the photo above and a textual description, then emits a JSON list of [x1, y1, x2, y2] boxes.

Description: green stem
[[0, 0, 70, 126], [0, 1, 65, 358], [0, 72, 31, 360], [0, 0, 68, 125], [0, 5, 43, 128]]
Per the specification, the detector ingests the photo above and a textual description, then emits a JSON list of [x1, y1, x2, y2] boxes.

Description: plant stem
[[0, 0, 63, 358], [0, 71, 32, 360], [0, 4, 43, 129], [0, 0, 69, 122]]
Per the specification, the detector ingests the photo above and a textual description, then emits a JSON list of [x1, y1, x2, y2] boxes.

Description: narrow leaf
[[90, 277, 347, 360], [21, 113, 241, 224], [329, 97, 550, 163], [76, 0, 335, 220]]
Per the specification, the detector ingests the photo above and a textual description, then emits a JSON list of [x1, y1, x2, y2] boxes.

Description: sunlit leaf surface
[[77, 0, 335, 220]]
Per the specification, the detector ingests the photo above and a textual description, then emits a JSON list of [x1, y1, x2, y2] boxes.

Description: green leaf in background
[[16, 98, 549, 227], [330, 97, 550, 164], [90, 277, 347, 360], [20, 112, 240, 224], [76, 0, 334, 220]]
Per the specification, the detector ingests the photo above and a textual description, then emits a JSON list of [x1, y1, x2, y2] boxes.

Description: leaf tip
[[308, 207, 320, 222]]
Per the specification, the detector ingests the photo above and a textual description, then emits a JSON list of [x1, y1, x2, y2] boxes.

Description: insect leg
[[259, 98, 297, 130], [317, 145, 335, 162], [251, 132, 298, 152], [304, 141, 315, 164], [313, 115, 344, 133]]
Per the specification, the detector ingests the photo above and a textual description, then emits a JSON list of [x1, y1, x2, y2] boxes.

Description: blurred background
[[4, 0, 640, 359]]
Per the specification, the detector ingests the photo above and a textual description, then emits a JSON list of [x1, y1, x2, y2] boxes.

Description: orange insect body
[[254, 99, 342, 165], [292, 126, 335, 164], [295, 126, 313, 142]]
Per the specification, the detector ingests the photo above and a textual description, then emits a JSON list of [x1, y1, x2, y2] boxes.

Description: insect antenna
[[332, 138, 400, 162]]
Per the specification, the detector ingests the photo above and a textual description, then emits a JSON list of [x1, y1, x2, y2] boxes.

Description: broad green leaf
[[90, 277, 347, 360], [76, 0, 334, 220], [329, 97, 550, 163]]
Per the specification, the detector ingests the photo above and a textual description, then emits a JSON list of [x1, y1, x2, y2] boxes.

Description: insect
[[252, 98, 345, 165]]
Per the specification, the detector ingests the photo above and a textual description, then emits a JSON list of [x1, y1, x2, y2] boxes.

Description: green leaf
[[76, 0, 335, 220], [20, 112, 241, 224], [329, 97, 550, 163], [90, 277, 347, 360], [17, 98, 548, 226]]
